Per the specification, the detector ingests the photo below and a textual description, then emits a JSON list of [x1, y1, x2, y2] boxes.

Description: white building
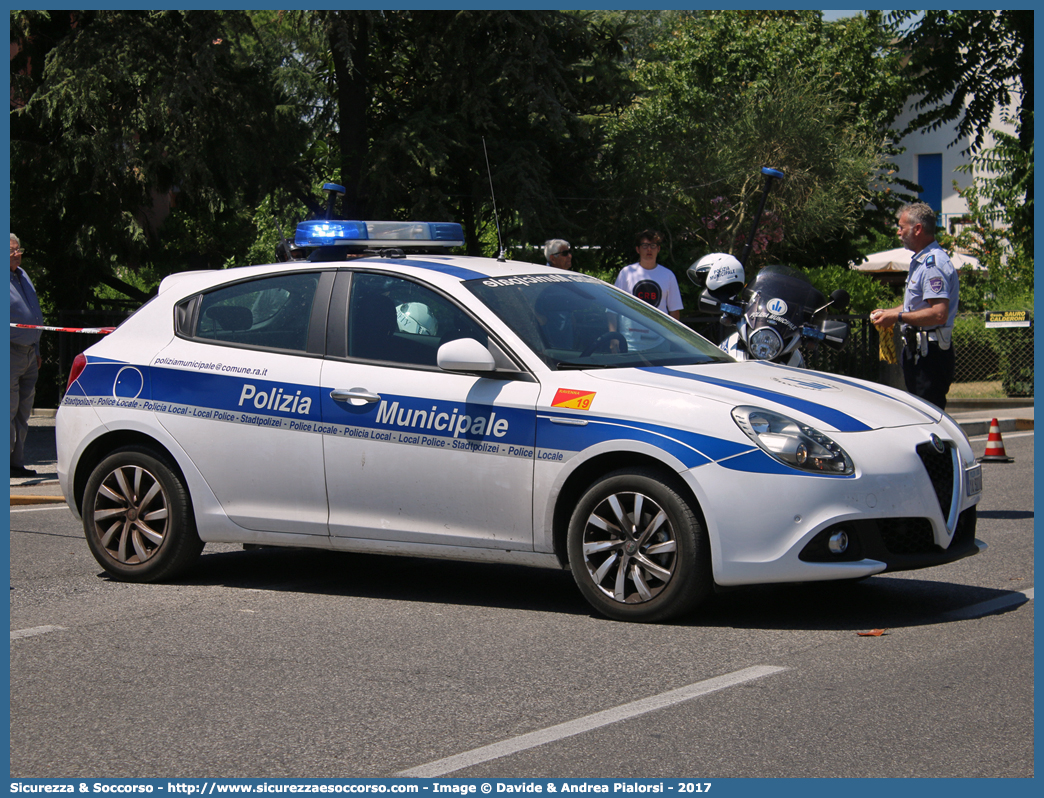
[[889, 94, 1018, 235]]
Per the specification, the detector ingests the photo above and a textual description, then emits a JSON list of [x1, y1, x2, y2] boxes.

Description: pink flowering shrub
[[701, 195, 784, 255]]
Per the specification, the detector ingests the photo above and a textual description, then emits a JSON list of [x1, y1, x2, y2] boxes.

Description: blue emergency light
[[294, 219, 465, 249]]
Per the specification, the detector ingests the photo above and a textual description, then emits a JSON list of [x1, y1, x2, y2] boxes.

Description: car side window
[[195, 272, 320, 352], [347, 273, 487, 366]]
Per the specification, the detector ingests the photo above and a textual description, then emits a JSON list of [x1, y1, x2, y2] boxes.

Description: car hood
[[587, 361, 941, 433]]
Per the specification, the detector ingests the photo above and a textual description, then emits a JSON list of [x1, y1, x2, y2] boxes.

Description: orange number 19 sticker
[[552, 388, 596, 411]]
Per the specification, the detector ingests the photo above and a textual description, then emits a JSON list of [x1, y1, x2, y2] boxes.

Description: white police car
[[56, 216, 984, 622]]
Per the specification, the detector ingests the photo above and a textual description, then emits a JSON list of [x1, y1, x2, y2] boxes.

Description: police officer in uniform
[[871, 202, 959, 410]]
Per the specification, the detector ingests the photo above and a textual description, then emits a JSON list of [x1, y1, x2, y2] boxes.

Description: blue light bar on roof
[[294, 219, 465, 248]]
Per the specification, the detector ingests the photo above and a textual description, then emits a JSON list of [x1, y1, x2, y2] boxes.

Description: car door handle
[[330, 388, 381, 404], [549, 417, 588, 426]]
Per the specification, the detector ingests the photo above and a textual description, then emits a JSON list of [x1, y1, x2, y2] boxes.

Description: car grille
[[880, 518, 935, 554], [916, 440, 954, 518]]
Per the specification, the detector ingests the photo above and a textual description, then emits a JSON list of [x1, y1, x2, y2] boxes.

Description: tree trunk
[[331, 20, 370, 219]]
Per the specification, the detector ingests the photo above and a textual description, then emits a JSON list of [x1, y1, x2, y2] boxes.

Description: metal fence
[[948, 312, 1034, 399]]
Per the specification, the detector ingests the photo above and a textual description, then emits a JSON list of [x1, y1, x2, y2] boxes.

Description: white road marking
[[941, 588, 1034, 621], [10, 504, 71, 513], [396, 664, 787, 777], [10, 625, 67, 641]]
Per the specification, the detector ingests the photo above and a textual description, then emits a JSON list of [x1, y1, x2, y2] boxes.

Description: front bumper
[[799, 506, 983, 571], [684, 423, 983, 587]]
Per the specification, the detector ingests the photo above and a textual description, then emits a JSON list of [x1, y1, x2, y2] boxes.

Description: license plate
[[965, 463, 983, 496]]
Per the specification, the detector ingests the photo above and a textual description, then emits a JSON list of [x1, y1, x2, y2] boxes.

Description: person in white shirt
[[614, 230, 683, 318], [610, 230, 683, 351]]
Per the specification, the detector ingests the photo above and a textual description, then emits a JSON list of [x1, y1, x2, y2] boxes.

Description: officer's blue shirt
[[10, 266, 44, 347], [904, 241, 959, 329]]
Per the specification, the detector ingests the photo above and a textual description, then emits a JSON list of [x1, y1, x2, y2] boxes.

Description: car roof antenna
[[482, 137, 507, 262]]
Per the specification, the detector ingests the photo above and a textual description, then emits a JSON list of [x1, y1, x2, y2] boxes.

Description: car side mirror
[[437, 337, 497, 372]]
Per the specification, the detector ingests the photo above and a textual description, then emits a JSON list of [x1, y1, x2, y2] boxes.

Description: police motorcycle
[[687, 168, 850, 368]]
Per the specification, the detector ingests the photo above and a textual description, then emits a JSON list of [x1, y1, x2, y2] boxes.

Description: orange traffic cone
[[977, 418, 1014, 463]]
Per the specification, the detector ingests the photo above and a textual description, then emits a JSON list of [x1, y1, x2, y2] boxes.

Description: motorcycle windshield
[[742, 265, 827, 335]]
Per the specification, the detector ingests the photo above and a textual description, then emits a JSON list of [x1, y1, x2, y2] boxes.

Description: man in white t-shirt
[[610, 230, 683, 351]]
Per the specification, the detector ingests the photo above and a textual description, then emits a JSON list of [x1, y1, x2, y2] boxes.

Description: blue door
[[918, 153, 943, 213]]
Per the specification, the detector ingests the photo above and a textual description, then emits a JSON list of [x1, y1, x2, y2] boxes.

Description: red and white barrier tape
[[10, 323, 115, 335]]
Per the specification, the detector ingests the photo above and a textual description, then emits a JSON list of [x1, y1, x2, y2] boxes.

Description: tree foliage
[[888, 10, 1032, 155], [14, 8, 1015, 320], [277, 10, 634, 256], [592, 11, 910, 278], [953, 116, 1034, 268], [10, 10, 312, 310], [888, 10, 1032, 257]]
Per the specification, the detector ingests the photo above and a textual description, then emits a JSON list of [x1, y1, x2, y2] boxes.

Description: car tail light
[[66, 353, 87, 391]]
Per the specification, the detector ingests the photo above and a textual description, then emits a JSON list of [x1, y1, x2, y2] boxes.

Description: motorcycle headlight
[[748, 327, 783, 360], [732, 406, 854, 475]]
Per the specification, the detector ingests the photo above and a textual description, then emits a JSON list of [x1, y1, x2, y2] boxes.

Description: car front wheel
[[82, 447, 203, 582], [567, 468, 711, 622]]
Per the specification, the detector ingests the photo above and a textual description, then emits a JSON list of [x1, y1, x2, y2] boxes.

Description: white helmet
[[396, 302, 438, 336], [700, 253, 746, 293]]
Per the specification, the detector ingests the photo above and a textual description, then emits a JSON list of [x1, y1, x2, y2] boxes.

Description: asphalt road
[[8, 431, 1033, 779]]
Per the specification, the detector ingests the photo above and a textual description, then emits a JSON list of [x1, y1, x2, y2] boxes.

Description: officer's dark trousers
[[902, 342, 955, 411]]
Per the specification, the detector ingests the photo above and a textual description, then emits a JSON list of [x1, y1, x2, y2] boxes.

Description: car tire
[[567, 467, 711, 622], [82, 447, 203, 582]]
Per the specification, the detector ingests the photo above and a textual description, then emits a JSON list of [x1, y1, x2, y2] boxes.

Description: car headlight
[[732, 406, 854, 475], [748, 327, 783, 360]]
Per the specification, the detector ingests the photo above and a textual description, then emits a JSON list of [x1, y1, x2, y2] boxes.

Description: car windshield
[[465, 273, 732, 369]]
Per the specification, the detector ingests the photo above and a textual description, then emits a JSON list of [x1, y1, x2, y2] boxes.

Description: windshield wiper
[[555, 360, 609, 370]]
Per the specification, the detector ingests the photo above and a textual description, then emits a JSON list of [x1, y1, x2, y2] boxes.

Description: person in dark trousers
[[10, 233, 44, 478], [871, 203, 959, 410]]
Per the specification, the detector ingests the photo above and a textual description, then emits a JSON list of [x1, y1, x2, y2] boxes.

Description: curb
[[11, 495, 67, 506], [959, 417, 1034, 437]]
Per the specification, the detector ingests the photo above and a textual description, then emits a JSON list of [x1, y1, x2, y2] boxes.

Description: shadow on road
[[695, 575, 1029, 631], [94, 543, 1029, 631]]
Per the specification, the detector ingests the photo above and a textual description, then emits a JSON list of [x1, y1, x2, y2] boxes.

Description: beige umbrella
[[850, 247, 984, 273]]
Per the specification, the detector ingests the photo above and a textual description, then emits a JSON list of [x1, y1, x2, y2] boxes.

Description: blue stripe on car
[[68, 358, 845, 477], [641, 366, 871, 432], [536, 414, 750, 469]]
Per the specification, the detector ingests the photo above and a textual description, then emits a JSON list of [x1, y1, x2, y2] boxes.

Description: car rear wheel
[[567, 468, 711, 622], [82, 447, 203, 582]]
